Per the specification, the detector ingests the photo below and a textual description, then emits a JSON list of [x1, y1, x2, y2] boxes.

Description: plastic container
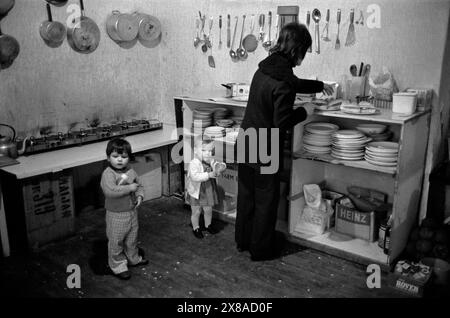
[[392, 92, 417, 115]]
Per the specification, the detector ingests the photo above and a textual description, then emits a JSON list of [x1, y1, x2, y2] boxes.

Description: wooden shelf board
[[299, 108, 430, 124], [290, 228, 389, 265], [175, 95, 247, 108], [293, 150, 397, 175]]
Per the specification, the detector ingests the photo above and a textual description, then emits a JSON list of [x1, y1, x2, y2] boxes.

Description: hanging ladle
[[262, 11, 272, 51], [312, 9, 321, 54], [193, 18, 201, 48], [229, 16, 239, 62], [236, 14, 247, 60]]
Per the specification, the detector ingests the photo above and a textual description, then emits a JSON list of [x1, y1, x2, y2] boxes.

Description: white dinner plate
[[231, 96, 249, 102]]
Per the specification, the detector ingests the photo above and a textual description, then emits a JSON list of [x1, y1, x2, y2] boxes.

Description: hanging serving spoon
[[193, 18, 201, 48], [218, 15, 222, 49], [312, 9, 321, 54], [306, 10, 312, 52], [262, 11, 272, 51], [236, 14, 247, 60], [229, 16, 239, 62], [258, 13, 265, 42]]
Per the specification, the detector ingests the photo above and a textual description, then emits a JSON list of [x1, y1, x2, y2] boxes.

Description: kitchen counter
[[0, 123, 179, 179], [0, 123, 178, 257]]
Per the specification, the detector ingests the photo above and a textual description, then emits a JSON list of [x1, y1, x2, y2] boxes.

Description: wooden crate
[[22, 172, 75, 247]]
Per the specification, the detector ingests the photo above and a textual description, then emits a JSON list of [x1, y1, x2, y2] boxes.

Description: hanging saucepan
[[0, 0, 14, 18], [67, 0, 100, 54], [0, 23, 19, 69], [106, 10, 139, 44], [39, 3, 66, 48], [134, 12, 162, 48], [45, 0, 68, 7]]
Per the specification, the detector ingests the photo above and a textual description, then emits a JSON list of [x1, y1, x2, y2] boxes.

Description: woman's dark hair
[[269, 22, 312, 66], [106, 138, 132, 158]]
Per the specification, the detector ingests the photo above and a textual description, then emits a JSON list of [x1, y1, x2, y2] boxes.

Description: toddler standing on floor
[[186, 136, 226, 239], [100, 138, 148, 280]]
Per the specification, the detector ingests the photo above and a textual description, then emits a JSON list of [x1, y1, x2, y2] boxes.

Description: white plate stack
[[213, 108, 230, 122], [193, 108, 214, 132], [204, 126, 226, 139], [302, 122, 339, 154], [331, 130, 372, 160], [365, 141, 399, 167], [215, 119, 234, 128]]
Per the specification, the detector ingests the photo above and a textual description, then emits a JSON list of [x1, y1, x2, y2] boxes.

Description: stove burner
[[19, 119, 163, 156]]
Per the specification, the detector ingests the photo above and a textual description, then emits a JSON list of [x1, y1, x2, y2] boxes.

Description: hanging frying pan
[[67, 0, 100, 54], [0, 0, 14, 19], [134, 12, 162, 47], [45, 0, 68, 7], [39, 3, 66, 48], [0, 22, 19, 69]]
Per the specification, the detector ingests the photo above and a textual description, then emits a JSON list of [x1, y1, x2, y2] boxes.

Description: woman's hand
[[322, 83, 335, 96]]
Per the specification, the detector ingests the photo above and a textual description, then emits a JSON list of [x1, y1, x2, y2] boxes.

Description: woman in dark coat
[[235, 22, 334, 261]]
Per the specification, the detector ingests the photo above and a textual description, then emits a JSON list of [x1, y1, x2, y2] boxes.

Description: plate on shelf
[[331, 153, 365, 160], [231, 96, 249, 102], [366, 141, 399, 153], [305, 122, 339, 135], [365, 157, 398, 167], [341, 108, 381, 115]]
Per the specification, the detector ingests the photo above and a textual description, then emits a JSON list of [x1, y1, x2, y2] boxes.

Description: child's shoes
[[129, 258, 149, 267], [204, 224, 219, 235], [192, 228, 204, 239], [114, 270, 131, 280]]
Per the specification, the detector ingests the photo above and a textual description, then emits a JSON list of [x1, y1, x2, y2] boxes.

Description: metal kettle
[[0, 123, 27, 158]]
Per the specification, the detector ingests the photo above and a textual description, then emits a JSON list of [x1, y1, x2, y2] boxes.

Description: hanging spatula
[[345, 9, 356, 46]]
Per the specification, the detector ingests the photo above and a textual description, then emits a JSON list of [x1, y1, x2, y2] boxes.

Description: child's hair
[[106, 138, 133, 158], [269, 22, 312, 66], [194, 135, 214, 150]]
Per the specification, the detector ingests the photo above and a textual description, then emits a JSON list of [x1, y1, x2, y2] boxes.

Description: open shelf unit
[[289, 109, 431, 266]]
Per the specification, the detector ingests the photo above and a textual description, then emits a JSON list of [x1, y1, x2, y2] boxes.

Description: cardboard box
[[22, 172, 75, 247], [214, 192, 237, 213], [131, 152, 162, 201], [390, 260, 432, 297], [335, 197, 378, 241], [216, 165, 238, 195], [169, 160, 183, 195]]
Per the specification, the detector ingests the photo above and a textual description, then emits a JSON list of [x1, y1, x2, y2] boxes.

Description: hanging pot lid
[[115, 12, 139, 42], [139, 32, 161, 48], [135, 13, 161, 43]]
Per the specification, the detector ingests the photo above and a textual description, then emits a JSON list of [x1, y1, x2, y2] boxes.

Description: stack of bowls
[[302, 122, 339, 154], [215, 119, 234, 128], [192, 108, 214, 132], [356, 123, 392, 142], [204, 126, 226, 139], [331, 130, 372, 160], [365, 141, 399, 167]]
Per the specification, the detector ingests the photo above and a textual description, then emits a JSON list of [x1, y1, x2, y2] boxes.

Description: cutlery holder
[[342, 75, 369, 102]]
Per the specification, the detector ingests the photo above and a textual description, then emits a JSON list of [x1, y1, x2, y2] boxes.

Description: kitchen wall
[[0, 0, 449, 162]]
